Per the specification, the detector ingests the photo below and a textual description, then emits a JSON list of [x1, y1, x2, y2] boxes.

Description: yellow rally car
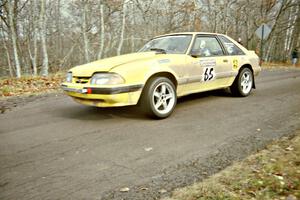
[[62, 32, 261, 118]]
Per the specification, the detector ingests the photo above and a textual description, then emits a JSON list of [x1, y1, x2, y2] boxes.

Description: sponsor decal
[[158, 59, 171, 64], [199, 59, 216, 68], [233, 59, 238, 69]]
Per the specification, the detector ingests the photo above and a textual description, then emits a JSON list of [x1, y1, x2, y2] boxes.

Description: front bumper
[[61, 86, 88, 94], [61, 83, 143, 107], [61, 84, 143, 95]]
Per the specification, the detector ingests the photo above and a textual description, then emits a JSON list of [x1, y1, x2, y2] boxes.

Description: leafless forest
[[0, 0, 299, 77]]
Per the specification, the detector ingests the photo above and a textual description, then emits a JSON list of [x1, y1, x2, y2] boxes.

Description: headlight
[[66, 72, 72, 83], [90, 73, 125, 85]]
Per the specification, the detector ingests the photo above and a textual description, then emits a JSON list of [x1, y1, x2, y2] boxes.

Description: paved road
[[1, 68, 300, 200]]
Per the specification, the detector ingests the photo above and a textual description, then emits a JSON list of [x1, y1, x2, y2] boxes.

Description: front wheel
[[230, 68, 254, 97], [140, 77, 177, 119]]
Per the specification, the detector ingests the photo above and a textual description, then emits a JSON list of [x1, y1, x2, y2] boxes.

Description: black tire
[[139, 77, 177, 119], [230, 68, 254, 97]]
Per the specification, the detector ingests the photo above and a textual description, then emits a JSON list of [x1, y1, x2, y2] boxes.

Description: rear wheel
[[230, 68, 253, 97], [140, 77, 176, 119]]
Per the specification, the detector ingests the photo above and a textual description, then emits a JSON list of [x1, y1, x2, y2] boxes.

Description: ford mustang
[[61, 32, 261, 118]]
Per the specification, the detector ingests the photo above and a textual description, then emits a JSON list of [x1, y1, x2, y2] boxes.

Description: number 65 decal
[[203, 67, 215, 82]]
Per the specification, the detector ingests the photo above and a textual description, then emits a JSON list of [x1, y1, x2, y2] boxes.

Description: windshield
[[139, 35, 192, 54]]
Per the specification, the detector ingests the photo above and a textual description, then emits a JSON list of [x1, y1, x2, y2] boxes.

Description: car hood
[[70, 52, 158, 77]]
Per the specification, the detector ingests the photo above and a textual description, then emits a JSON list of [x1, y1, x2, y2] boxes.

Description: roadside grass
[[262, 62, 300, 68], [0, 73, 64, 97], [164, 130, 300, 200]]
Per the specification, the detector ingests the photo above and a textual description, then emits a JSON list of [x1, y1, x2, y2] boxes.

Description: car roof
[[152, 32, 249, 53], [154, 32, 224, 38]]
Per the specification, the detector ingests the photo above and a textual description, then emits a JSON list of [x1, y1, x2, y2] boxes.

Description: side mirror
[[190, 49, 201, 58]]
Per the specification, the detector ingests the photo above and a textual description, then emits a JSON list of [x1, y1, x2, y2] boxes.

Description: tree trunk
[[130, 2, 136, 52], [97, 3, 105, 60], [265, 36, 275, 61], [57, 0, 63, 58], [287, 2, 299, 56], [117, 0, 127, 56], [28, 0, 38, 76], [284, 7, 293, 57], [32, 20, 38, 76], [1, 33, 13, 77], [8, 0, 21, 78], [40, 0, 49, 76], [82, 2, 90, 62]]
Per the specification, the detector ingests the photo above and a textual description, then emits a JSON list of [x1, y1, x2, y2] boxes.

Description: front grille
[[74, 77, 90, 84]]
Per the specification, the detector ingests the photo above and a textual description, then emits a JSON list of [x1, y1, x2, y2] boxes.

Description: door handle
[[223, 59, 228, 63]]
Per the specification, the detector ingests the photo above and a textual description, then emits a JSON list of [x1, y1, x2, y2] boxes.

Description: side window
[[191, 36, 224, 57], [218, 36, 245, 55]]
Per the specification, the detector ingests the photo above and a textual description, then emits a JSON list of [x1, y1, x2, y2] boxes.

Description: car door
[[217, 35, 247, 86], [180, 35, 232, 95]]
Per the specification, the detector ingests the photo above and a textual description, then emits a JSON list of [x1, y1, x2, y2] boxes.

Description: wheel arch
[[145, 72, 178, 89], [239, 64, 256, 89], [138, 72, 178, 104]]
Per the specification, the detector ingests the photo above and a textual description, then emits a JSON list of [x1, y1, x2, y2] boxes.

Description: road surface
[[1, 68, 300, 200]]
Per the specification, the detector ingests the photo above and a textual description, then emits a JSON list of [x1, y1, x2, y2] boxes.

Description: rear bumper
[[61, 83, 143, 107]]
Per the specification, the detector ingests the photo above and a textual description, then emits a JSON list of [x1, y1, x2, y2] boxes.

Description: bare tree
[[40, 0, 49, 76], [117, 0, 127, 56], [28, 0, 38, 76], [1, 29, 13, 77], [7, 0, 21, 78], [97, 2, 105, 59], [81, 1, 90, 62]]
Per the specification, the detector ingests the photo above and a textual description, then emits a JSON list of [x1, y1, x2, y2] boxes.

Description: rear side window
[[191, 36, 224, 57], [218, 36, 245, 55]]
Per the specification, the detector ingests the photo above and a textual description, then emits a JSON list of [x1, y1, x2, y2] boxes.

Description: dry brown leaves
[[0, 74, 64, 97]]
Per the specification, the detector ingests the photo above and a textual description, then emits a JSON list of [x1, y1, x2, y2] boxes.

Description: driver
[[199, 40, 211, 56]]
